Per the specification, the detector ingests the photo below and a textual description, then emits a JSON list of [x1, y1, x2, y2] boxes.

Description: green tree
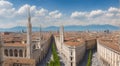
[[86, 50, 92, 66], [48, 43, 60, 66]]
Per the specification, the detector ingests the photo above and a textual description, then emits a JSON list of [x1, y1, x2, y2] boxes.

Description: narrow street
[[37, 37, 53, 66], [36, 44, 52, 66], [78, 49, 101, 66], [91, 50, 101, 66], [78, 50, 89, 66], [53, 37, 65, 66]]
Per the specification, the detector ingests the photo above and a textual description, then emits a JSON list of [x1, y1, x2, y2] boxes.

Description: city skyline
[[0, 0, 120, 66], [0, 0, 119, 29]]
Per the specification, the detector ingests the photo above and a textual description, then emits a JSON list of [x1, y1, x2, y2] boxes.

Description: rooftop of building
[[98, 35, 120, 53], [0, 32, 51, 47], [54, 31, 98, 46], [54, 31, 120, 48], [3, 43, 26, 47], [64, 38, 85, 46]]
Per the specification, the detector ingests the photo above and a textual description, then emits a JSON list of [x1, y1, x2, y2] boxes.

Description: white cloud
[[0, 0, 64, 28], [71, 11, 87, 18], [0, 0, 119, 29], [89, 10, 104, 17], [71, 10, 104, 18], [108, 7, 119, 12], [49, 10, 62, 19], [0, 0, 13, 9], [105, 13, 114, 17], [35, 8, 48, 16], [71, 7, 120, 18], [0, 0, 15, 18], [17, 4, 37, 17], [70, 7, 120, 26], [17, 4, 30, 14]]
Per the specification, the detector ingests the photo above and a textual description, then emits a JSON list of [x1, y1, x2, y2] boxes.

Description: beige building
[[97, 37, 120, 66], [85, 38, 96, 50], [54, 25, 86, 66]]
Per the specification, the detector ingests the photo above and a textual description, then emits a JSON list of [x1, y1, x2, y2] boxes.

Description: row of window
[[4, 49, 26, 57]]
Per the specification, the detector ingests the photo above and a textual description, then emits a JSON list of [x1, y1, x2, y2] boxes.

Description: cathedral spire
[[60, 25, 64, 45], [26, 7, 32, 59], [39, 25, 41, 41], [28, 7, 31, 24], [59, 25, 64, 53], [27, 7, 31, 29]]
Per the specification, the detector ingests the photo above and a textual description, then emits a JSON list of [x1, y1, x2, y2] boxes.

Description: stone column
[[73, 46, 76, 66], [1, 48, 4, 60], [12, 49, 14, 57], [13, 49, 14, 57], [18, 49, 19, 57], [8, 49, 10, 57], [23, 50, 25, 58]]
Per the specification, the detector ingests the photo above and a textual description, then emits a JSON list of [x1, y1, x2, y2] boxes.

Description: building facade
[[54, 25, 86, 66], [97, 39, 120, 66]]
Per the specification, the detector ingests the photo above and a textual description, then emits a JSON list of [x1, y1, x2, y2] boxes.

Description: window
[[14, 49, 18, 57], [19, 50, 23, 57], [13, 63, 22, 66], [71, 62, 73, 66], [71, 52, 72, 55], [33, 45, 36, 49], [4, 49, 8, 56], [13, 63, 18, 66], [9, 49, 13, 56], [71, 57, 73, 61]]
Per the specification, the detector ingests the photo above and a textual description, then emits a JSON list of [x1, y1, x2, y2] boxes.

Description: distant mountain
[[0, 24, 119, 32], [64, 24, 120, 31]]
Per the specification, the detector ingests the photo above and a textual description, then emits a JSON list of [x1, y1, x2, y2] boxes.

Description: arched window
[[9, 49, 13, 56], [33, 45, 36, 49], [4, 49, 8, 56], [14, 49, 18, 57], [19, 50, 23, 57]]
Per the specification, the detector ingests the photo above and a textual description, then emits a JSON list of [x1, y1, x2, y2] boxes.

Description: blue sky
[[0, 0, 119, 28], [9, 0, 119, 13]]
